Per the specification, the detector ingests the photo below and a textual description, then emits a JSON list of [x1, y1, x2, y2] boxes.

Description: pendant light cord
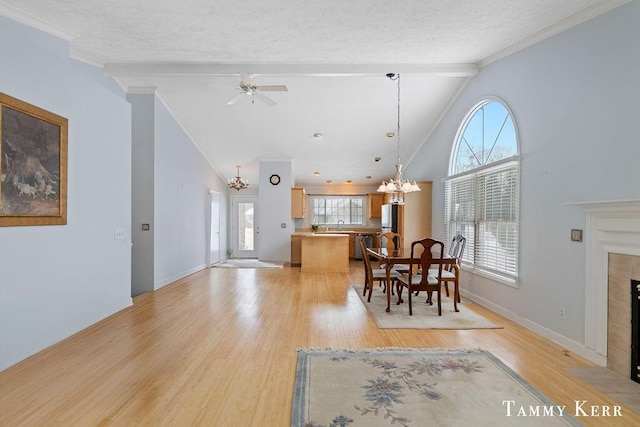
[[396, 73, 401, 165]]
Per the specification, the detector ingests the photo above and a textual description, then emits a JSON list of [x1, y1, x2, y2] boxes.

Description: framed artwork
[[0, 93, 68, 226]]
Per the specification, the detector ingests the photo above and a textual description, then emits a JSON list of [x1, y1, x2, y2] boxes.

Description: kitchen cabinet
[[291, 188, 306, 218], [348, 234, 355, 258], [301, 234, 349, 273], [368, 193, 384, 218], [291, 235, 302, 266]]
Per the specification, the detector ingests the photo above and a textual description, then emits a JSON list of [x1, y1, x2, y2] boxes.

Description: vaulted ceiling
[[0, 0, 628, 187]]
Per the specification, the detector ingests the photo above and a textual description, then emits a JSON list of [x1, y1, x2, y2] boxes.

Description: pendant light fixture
[[228, 165, 249, 191], [377, 73, 420, 204]]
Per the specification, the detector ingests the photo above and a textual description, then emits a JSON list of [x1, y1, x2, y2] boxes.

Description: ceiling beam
[[102, 63, 480, 78]]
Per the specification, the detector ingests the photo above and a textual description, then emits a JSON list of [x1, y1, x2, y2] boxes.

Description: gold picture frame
[[0, 93, 68, 226]]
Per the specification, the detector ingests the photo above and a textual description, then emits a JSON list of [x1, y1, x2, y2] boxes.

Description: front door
[[231, 196, 258, 258]]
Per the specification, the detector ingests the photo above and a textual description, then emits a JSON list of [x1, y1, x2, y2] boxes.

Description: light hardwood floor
[[1, 263, 638, 426]]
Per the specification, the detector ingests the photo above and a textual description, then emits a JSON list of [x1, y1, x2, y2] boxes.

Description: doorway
[[231, 196, 259, 258], [208, 190, 221, 266]]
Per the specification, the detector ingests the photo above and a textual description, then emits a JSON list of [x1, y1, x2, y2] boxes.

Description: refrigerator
[[381, 203, 400, 233]]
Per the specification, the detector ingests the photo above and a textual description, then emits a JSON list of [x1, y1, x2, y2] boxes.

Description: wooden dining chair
[[357, 234, 401, 302], [428, 233, 466, 303], [377, 231, 411, 275], [396, 238, 445, 315]]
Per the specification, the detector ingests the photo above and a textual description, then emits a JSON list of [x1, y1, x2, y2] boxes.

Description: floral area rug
[[351, 286, 501, 329], [292, 348, 580, 427]]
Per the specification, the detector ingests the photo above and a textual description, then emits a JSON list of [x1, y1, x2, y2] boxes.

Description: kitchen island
[[299, 233, 349, 273]]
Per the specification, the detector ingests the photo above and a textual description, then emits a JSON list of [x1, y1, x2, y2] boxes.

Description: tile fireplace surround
[[608, 252, 640, 377], [575, 200, 640, 368]]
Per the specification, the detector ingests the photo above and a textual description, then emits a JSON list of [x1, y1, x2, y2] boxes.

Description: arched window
[[445, 98, 520, 281]]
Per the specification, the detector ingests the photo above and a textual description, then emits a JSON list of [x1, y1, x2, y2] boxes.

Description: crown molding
[[481, 0, 631, 67], [127, 86, 157, 95], [0, 1, 76, 41]]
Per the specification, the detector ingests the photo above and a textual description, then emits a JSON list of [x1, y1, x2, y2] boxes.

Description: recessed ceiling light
[[313, 132, 323, 139], [326, 180, 333, 184], [366, 176, 372, 179], [374, 157, 381, 162], [386, 132, 395, 138], [346, 180, 352, 184], [313, 171, 320, 176]]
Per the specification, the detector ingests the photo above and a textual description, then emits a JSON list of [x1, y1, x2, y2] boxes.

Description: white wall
[[405, 2, 640, 355], [153, 97, 229, 288], [0, 17, 132, 370], [129, 93, 155, 297], [258, 160, 295, 261]]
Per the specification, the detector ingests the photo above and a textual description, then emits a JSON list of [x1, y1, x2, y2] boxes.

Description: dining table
[[365, 246, 459, 313]]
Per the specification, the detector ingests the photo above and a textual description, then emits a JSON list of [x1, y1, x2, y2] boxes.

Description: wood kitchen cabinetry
[[348, 234, 355, 258], [291, 235, 302, 266], [300, 234, 349, 273], [368, 193, 384, 218], [291, 188, 306, 218], [384, 181, 433, 249]]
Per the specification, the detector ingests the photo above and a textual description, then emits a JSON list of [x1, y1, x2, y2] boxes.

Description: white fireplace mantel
[[568, 199, 640, 365]]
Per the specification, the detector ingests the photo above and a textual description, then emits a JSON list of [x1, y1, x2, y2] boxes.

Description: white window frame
[[310, 195, 365, 226], [446, 98, 520, 285]]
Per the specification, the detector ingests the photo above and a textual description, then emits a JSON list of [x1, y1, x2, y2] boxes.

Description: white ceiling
[[0, 0, 628, 187]]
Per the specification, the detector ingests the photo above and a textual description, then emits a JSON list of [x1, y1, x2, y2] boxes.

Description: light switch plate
[[114, 228, 126, 240]]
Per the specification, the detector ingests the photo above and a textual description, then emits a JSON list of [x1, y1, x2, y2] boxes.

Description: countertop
[[292, 229, 379, 237]]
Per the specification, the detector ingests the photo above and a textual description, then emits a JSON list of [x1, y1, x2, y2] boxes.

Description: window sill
[[461, 265, 519, 289]]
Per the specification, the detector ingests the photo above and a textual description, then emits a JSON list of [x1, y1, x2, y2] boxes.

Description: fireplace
[[575, 199, 640, 368], [607, 253, 640, 381], [633, 279, 639, 383]]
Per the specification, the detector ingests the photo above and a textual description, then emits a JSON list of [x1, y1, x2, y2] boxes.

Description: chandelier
[[377, 73, 420, 204], [228, 165, 249, 191]]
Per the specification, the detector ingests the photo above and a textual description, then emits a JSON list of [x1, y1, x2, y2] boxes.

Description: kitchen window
[[310, 195, 364, 226], [445, 98, 520, 282]]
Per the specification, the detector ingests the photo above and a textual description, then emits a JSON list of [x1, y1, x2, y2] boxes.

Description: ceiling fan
[[227, 73, 287, 107]]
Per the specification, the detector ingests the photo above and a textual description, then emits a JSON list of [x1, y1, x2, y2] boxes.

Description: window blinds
[[445, 160, 519, 279]]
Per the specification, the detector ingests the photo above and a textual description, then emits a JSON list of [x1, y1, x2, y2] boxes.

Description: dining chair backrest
[[410, 238, 445, 283], [448, 234, 466, 263], [357, 234, 373, 279], [379, 231, 403, 252]]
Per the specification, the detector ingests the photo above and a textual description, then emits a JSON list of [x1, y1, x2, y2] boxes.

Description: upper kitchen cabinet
[[368, 193, 384, 218], [291, 187, 306, 218]]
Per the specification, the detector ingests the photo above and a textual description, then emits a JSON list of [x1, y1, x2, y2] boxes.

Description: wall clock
[[269, 174, 281, 185]]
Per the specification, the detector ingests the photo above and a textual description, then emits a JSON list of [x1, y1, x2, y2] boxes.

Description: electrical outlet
[[559, 307, 566, 319]]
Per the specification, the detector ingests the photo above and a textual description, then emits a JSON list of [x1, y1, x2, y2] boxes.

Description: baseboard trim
[[462, 289, 607, 366], [155, 264, 207, 290]]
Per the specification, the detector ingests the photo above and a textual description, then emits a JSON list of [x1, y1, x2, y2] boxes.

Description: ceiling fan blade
[[227, 92, 246, 105], [256, 85, 288, 92], [255, 91, 276, 107]]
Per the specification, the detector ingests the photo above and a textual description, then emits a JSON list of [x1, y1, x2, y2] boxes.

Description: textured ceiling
[[0, 0, 628, 187]]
